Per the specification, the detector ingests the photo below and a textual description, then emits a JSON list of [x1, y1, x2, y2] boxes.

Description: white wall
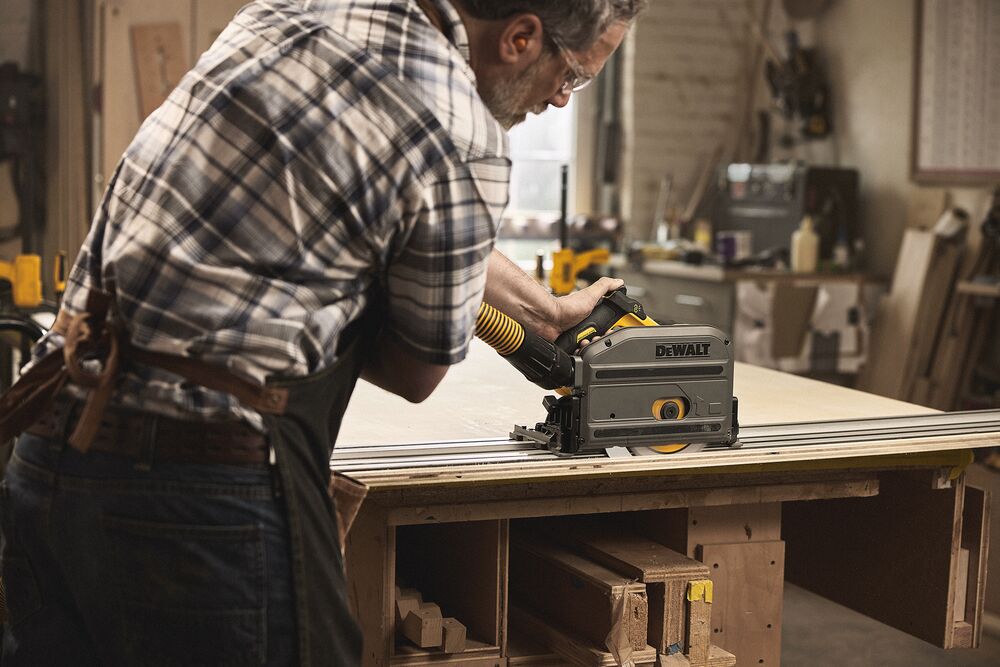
[[624, 0, 754, 243], [815, 0, 993, 278]]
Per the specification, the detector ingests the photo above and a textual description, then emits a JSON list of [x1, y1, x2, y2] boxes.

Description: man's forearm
[[483, 249, 560, 340], [483, 248, 626, 343]]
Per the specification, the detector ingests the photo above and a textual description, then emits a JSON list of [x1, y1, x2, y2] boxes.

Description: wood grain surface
[[339, 339, 936, 448]]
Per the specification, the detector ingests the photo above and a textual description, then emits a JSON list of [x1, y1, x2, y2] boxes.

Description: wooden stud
[[534, 517, 710, 654], [440, 617, 467, 653], [345, 505, 393, 666], [510, 605, 657, 667], [697, 542, 784, 667], [394, 587, 423, 625], [402, 604, 443, 648], [509, 535, 648, 652], [129, 23, 186, 119], [685, 580, 713, 667], [953, 548, 970, 623]]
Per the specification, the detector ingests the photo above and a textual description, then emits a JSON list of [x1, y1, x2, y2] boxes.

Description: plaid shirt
[[36, 0, 510, 426]]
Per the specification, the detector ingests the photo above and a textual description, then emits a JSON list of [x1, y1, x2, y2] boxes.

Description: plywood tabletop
[[338, 339, 935, 448]]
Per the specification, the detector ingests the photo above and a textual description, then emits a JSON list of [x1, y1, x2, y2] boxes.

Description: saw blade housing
[[513, 325, 739, 455]]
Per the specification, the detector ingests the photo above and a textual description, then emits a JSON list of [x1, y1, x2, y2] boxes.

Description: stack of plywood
[[920, 215, 1000, 410], [862, 226, 966, 402]]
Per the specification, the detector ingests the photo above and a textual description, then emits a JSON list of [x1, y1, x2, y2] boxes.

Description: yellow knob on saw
[[651, 398, 689, 454]]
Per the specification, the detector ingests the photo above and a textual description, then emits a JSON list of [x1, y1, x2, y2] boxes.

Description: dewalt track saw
[[475, 288, 739, 456]]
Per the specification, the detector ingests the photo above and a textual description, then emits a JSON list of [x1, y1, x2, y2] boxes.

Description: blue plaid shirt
[[36, 0, 510, 426]]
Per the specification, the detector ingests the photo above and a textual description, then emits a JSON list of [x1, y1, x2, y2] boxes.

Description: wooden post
[[345, 504, 394, 667]]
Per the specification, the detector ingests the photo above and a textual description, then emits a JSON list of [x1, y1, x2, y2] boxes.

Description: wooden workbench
[[336, 340, 993, 666]]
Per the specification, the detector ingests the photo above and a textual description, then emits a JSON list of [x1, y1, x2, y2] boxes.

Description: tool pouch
[[0, 290, 113, 445], [328, 471, 369, 556]]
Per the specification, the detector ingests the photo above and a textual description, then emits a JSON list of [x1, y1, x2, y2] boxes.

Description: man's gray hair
[[454, 0, 647, 52]]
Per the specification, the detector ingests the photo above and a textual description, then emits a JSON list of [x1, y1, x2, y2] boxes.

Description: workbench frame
[[344, 452, 990, 666]]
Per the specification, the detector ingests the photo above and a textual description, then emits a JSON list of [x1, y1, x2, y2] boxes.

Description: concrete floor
[[782, 584, 1000, 666]]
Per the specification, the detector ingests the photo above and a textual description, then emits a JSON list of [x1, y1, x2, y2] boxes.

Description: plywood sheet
[[338, 339, 936, 448], [697, 541, 784, 667], [130, 22, 186, 119], [782, 470, 964, 647], [101, 0, 193, 178]]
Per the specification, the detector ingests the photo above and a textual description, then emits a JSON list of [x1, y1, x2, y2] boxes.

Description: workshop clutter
[[862, 191, 1000, 410]]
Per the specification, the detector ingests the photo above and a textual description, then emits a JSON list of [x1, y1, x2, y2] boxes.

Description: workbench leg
[[686, 503, 785, 667], [345, 504, 395, 667]]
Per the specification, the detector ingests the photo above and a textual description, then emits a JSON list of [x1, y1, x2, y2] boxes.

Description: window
[[505, 99, 577, 223]]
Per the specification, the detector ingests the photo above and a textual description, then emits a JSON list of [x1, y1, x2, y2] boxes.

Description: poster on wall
[[913, 0, 1000, 184]]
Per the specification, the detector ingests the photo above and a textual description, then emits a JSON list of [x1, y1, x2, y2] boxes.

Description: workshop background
[[1, 0, 999, 666]]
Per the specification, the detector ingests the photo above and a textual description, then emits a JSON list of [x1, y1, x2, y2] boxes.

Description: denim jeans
[[0, 433, 298, 666]]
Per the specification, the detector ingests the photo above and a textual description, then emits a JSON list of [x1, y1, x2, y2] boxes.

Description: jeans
[[0, 433, 298, 666]]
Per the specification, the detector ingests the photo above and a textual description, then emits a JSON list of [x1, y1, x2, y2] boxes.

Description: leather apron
[[262, 309, 380, 666], [0, 292, 380, 666]]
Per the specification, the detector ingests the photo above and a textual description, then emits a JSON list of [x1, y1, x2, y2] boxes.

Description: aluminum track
[[329, 410, 1000, 473]]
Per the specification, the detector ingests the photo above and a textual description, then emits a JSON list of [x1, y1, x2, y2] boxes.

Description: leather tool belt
[[25, 396, 270, 465], [0, 289, 289, 457]]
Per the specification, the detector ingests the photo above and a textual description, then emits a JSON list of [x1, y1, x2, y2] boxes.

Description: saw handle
[[475, 303, 575, 390], [554, 286, 657, 354]]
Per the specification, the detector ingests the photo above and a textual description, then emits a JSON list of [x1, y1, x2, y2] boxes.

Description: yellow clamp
[[549, 247, 611, 296], [0, 254, 43, 309], [687, 579, 713, 604]]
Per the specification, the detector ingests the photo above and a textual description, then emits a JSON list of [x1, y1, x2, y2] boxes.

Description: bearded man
[[0, 1, 646, 664]]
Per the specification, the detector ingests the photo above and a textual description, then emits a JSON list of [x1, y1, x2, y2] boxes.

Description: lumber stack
[[862, 223, 965, 402], [509, 523, 735, 667], [509, 536, 650, 654], [863, 196, 1000, 408]]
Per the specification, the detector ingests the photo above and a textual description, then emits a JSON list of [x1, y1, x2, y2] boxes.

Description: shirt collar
[[421, 0, 473, 67]]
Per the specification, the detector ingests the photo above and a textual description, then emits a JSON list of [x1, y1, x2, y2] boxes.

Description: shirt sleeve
[[385, 159, 508, 365]]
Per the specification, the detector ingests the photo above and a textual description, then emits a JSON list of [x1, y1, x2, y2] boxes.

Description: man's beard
[[481, 58, 550, 130]]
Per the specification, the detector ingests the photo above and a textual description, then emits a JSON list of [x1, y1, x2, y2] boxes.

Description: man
[[0, 0, 645, 664]]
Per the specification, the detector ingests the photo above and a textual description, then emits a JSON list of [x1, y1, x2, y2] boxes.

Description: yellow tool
[[549, 247, 611, 296], [552, 288, 704, 454], [553, 288, 699, 454], [553, 285, 657, 349], [548, 164, 612, 296], [0, 254, 43, 309], [53, 251, 67, 298]]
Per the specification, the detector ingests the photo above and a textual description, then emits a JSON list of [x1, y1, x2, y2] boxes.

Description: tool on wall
[[550, 165, 610, 296], [0, 62, 46, 252], [765, 30, 832, 144], [476, 287, 739, 456]]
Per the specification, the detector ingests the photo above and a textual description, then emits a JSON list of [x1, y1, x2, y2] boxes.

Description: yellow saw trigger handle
[[554, 286, 657, 354]]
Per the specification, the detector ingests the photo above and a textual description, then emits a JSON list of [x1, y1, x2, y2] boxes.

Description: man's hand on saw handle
[[550, 276, 624, 344], [483, 249, 623, 343]]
